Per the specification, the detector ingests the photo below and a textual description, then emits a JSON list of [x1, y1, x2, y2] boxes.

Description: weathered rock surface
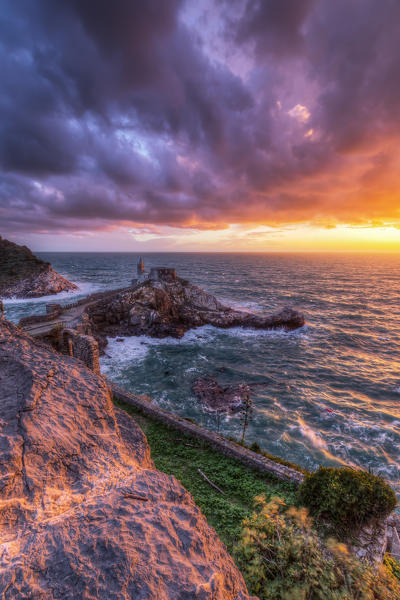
[[350, 518, 389, 564], [387, 515, 400, 560], [193, 377, 251, 412], [0, 319, 255, 599], [0, 236, 77, 298], [85, 271, 305, 347]]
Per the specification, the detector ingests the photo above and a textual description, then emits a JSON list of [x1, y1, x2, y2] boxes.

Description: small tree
[[215, 408, 223, 433], [240, 394, 253, 445]]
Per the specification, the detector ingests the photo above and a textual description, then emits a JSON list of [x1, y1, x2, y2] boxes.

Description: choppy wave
[[9, 251, 400, 499]]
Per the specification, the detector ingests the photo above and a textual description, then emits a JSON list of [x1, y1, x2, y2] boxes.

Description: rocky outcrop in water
[[85, 269, 305, 348], [0, 319, 255, 599], [193, 377, 251, 412], [0, 236, 77, 298]]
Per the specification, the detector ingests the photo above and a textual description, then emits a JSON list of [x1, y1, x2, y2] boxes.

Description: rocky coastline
[[84, 267, 305, 352], [0, 236, 77, 298], [3, 294, 400, 596]]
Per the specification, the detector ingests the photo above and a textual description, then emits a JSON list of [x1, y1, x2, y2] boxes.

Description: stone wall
[[19, 310, 61, 328], [149, 267, 177, 282], [111, 383, 400, 565], [63, 328, 101, 375], [111, 383, 304, 485], [46, 303, 62, 315]]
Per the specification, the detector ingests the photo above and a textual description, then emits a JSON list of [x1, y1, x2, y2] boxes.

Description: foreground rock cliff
[[0, 319, 255, 599], [86, 267, 305, 348], [0, 236, 77, 298]]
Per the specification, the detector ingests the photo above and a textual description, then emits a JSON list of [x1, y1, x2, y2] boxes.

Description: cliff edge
[[0, 319, 255, 599], [0, 236, 77, 298]]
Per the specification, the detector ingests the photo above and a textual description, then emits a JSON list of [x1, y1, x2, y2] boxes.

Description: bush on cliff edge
[[298, 467, 397, 537], [235, 495, 400, 600]]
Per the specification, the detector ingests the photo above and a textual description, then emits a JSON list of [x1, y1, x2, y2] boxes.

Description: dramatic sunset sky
[[1, 0, 400, 251]]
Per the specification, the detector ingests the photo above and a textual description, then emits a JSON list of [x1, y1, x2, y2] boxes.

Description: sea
[[4, 252, 400, 495]]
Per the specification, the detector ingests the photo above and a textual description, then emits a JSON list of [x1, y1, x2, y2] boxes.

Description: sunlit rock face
[[0, 236, 77, 298], [0, 320, 255, 600]]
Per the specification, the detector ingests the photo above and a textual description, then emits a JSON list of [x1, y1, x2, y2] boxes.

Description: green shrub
[[298, 467, 397, 537], [250, 442, 261, 453], [234, 495, 400, 600]]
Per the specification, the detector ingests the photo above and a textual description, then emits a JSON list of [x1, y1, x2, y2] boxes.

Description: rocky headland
[[0, 236, 77, 298], [0, 318, 255, 599], [85, 267, 305, 351]]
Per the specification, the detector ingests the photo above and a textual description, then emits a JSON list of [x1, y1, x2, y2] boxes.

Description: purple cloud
[[0, 0, 400, 238]]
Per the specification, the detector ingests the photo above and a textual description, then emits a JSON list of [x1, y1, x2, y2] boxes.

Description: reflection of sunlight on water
[[297, 417, 328, 450], [10, 251, 400, 500]]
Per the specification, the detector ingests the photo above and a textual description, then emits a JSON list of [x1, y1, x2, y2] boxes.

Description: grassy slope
[[115, 398, 298, 552]]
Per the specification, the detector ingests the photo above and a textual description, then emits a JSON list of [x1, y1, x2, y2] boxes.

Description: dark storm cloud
[[307, 0, 400, 152], [235, 0, 316, 57], [0, 0, 400, 236]]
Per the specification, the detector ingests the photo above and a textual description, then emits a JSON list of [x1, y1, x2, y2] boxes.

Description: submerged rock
[[85, 270, 305, 347], [193, 377, 251, 412], [0, 319, 255, 600], [0, 236, 77, 298]]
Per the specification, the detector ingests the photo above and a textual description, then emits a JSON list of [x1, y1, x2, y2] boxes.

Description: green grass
[[115, 398, 298, 551]]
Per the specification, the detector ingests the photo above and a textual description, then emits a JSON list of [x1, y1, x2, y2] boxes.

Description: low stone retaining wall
[[19, 310, 61, 328], [111, 383, 304, 485]]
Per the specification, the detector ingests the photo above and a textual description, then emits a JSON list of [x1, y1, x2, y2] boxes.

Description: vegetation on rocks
[[245, 440, 308, 474], [384, 554, 400, 581], [298, 467, 397, 538], [115, 398, 297, 549], [0, 236, 76, 298], [116, 400, 400, 599], [235, 495, 400, 600]]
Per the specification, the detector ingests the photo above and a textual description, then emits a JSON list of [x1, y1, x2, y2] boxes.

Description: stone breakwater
[[0, 236, 77, 298], [0, 319, 255, 600]]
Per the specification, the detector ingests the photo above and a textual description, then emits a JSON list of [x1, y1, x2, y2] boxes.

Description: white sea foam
[[101, 324, 307, 374], [185, 367, 202, 374], [101, 326, 220, 372], [221, 325, 308, 339], [218, 297, 264, 313], [2, 280, 99, 304]]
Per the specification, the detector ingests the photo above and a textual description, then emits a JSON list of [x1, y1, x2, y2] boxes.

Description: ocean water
[[4, 252, 400, 494]]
